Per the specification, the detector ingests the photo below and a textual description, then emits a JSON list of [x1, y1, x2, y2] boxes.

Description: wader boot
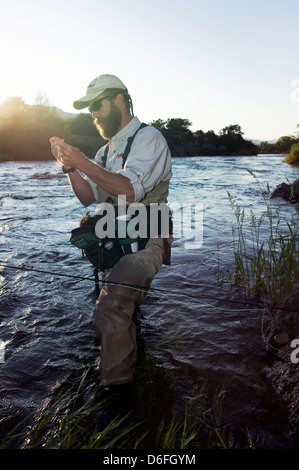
[[94, 381, 135, 433]]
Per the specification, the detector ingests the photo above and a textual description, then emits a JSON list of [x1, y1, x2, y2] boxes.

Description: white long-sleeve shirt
[[85, 116, 172, 203]]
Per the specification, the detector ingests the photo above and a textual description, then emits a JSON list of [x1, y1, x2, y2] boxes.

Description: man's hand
[[57, 141, 87, 169], [49, 136, 134, 202], [49, 136, 64, 163], [49, 137, 87, 170]]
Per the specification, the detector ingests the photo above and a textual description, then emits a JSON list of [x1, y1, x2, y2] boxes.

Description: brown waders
[[93, 237, 168, 386]]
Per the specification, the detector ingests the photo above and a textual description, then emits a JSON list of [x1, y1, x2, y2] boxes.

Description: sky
[[0, 0, 299, 142]]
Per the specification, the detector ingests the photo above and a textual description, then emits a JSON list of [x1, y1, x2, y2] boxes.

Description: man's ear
[[115, 93, 125, 108]]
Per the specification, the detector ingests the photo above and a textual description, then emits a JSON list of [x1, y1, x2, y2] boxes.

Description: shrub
[[283, 143, 299, 165]]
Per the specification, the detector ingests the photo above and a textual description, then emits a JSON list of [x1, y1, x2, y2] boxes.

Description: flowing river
[[0, 155, 298, 449]]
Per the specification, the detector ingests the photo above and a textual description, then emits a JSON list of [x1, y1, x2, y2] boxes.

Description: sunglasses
[[88, 94, 115, 113]]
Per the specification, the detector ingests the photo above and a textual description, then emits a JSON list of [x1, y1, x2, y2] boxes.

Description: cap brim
[[73, 90, 103, 110]]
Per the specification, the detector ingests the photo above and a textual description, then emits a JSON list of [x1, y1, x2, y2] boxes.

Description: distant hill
[[249, 138, 278, 145], [51, 106, 78, 120]]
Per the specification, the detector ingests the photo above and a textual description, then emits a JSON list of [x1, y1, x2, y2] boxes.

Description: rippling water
[[0, 156, 298, 448]]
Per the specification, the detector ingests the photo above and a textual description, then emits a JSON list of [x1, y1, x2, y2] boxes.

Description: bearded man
[[50, 74, 172, 430]]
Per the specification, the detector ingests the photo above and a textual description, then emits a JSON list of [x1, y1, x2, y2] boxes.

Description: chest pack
[[70, 208, 152, 270]]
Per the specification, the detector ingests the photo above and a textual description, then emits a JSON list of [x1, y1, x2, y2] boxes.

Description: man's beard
[[94, 102, 122, 140]]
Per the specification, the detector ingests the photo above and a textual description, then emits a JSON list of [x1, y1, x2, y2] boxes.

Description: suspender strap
[[122, 122, 147, 167], [102, 143, 109, 168], [101, 122, 147, 169]]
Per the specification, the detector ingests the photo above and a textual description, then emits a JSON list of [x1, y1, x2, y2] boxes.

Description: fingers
[[58, 142, 77, 167], [49, 138, 81, 170], [51, 145, 62, 161], [49, 137, 66, 162], [57, 142, 68, 153], [49, 136, 64, 149], [50, 136, 64, 143], [57, 142, 69, 163]]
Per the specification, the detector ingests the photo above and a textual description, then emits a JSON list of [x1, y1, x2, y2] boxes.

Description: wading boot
[[94, 381, 135, 434]]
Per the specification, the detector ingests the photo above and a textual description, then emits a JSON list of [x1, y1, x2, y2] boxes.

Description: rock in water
[[270, 179, 299, 203]]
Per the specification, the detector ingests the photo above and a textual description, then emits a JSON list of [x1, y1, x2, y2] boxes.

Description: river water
[[0, 155, 298, 449]]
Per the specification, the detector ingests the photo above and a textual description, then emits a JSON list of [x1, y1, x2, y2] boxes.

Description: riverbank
[[263, 289, 299, 442]]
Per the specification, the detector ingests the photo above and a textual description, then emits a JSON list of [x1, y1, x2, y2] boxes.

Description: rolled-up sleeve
[[83, 149, 105, 202], [85, 176, 99, 201]]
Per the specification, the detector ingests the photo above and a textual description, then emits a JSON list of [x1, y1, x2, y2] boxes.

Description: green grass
[[227, 170, 299, 305], [1, 368, 240, 450]]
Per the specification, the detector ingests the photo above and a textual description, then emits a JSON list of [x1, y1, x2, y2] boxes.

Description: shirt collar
[[110, 116, 141, 146]]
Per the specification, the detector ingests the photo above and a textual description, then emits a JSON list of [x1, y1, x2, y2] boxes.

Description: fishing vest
[[70, 123, 172, 281], [95, 122, 170, 206]]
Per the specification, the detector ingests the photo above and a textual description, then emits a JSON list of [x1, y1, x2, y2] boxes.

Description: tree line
[[0, 97, 297, 161], [150, 120, 258, 156], [259, 135, 299, 155]]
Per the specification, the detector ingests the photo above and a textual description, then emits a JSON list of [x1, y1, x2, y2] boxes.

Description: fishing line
[[0, 261, 259, 312], [1, 261, 299, 314]]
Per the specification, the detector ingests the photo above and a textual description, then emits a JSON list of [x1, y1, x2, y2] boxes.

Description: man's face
[[93, 98, 122, 140]]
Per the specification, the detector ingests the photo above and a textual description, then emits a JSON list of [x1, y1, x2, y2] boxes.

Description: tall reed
[[227, 170, 299, 305], [1, 372, 233, 450]]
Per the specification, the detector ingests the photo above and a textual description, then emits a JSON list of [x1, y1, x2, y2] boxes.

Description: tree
[[150, 119, 167, 133], [259, 134, 299, 154], [0, 96, 67, 161], [0, 97, 28, 125], [151, 118, 194, 156], [34, 90, 50, 107], [219, 124, 244, 136], [66, 113, 100, 137], [275, 136, 296, 153], [201, 130, 218, 155]]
